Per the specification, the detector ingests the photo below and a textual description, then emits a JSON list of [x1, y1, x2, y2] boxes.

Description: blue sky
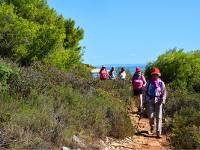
[[48, 0, 200, 65]]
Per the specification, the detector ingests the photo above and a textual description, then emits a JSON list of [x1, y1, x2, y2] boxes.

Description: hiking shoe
[[138, 107, 141, 112], [148, 126, 154, 135], [150, 126, 153, 132], [156, 131, 161, 138], [137, 107, 143, 115]]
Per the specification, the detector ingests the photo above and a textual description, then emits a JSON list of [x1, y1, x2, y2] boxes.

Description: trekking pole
[[127, 86, 132, 112], [128, 86, 132, 105], [162, 104, 168, 140], [162, 104, 166, 123], [136, 112, 142, 131]]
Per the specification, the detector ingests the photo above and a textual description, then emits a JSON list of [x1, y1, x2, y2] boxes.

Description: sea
[[94, 64, 146, 74]]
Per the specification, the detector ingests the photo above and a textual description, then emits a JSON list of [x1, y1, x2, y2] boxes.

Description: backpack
[[100, 70, 107, 79], [132, 74, 144, 89], [146, 79, 164, 98]]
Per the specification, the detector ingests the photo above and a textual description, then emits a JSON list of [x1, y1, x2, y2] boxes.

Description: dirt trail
[[101, 107, 171, 150]]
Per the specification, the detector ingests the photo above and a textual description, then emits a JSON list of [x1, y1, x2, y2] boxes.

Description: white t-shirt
[[120, 71, 126, 79]]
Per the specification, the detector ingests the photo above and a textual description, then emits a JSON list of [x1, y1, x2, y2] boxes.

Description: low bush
[[165, 89, 200, 117], [0, 60, 19, 89], [171, 108, 200, 149], [0, 59, 134, 149]]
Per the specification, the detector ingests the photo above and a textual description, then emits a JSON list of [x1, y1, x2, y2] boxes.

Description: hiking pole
[[127, 84, 133, 113], [136, 105, 144, 131], [162, 104, 166, 123], [162, 104, 168, 140], [136, 113, 142, 131], [128, 86, 132, 105]]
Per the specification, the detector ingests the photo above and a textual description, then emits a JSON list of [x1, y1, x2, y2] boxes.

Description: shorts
[[133, 88, 143, 96]]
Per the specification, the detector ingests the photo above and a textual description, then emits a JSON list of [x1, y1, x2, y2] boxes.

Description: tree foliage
[[0, 0, 84, 68], [145, 48, 200, 92], [64, 19, 84, 51]]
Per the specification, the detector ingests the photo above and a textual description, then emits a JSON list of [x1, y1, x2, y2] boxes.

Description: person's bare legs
[[136, 95, 140, 112], [139, 94, 143, 110], [137, 94, 143, 113]]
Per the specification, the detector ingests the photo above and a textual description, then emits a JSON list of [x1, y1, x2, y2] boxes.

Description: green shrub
[[0, 61, 19, 91], [165, 89, 200, 117], [145, 49, 200, 92], [171, 108, 200, 149]]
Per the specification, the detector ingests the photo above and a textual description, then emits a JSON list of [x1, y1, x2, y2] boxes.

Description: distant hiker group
[[99, 65, 167, 138], [99, 65, 126, 80]]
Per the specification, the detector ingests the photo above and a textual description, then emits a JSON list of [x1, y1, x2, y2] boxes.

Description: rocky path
[[100, 107, 171, 150]]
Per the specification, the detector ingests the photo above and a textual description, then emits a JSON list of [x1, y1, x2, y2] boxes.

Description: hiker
[[109, 67, 116, 80], [118, 67, 126, 80], [99, 65, 108, 80], [132, 67, 146, 113], [146, 67, 167, 138]]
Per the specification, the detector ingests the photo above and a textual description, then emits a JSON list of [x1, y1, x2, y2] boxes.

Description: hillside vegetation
[[0, 60, 133, 149], [1, 0, 200, 149], [0, 0, 134, 149]]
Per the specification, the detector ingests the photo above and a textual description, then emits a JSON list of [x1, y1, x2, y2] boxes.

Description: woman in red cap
[[146, 67, 167, 138], [131, 67, 146, 114]]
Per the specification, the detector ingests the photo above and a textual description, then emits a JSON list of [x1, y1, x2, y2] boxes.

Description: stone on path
[[62, 146, 70, 150]]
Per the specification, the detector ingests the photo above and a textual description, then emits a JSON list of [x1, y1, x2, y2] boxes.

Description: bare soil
[[100, 107, 171, 150]]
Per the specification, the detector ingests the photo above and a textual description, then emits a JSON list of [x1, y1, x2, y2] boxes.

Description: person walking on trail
[[132, 67, 146, 114], [146, 67, 167, 138], [99, 65, 108, 80], [109, 67, 116, 80], [118, 67, 126, 80]]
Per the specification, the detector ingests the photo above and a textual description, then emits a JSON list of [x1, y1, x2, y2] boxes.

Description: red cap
[[151, 67, 160, 75], [136, 67, 141, 73]]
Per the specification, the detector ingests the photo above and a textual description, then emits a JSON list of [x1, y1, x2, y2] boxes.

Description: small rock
[[125, 137, 131, 141], [72, 135, 86, 148], [62, 146, 70, 150], [99, 139, 107, 148]]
